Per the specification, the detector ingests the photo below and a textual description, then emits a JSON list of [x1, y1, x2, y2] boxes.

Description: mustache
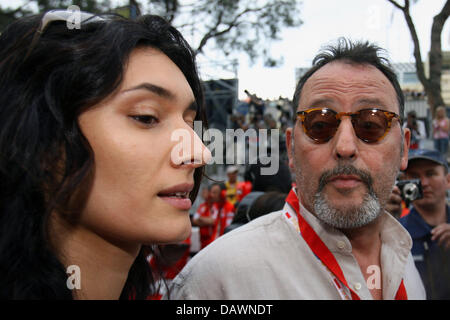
[[318, 164, 374, 193]]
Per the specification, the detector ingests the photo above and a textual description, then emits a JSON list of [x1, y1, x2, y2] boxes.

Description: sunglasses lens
[[304, 109, 338, 142], [353, 109, 388, 142], [301, 108, 394, 143]]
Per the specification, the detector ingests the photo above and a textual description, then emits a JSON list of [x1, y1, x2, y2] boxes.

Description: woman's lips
[[159, 196, 192, 210], [157, 183, 193, 210]]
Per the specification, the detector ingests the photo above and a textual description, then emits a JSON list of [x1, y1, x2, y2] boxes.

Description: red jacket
[[194, 200, 235, 249]]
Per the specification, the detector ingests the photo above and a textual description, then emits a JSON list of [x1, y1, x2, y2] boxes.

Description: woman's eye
[[129, 115, 159, 127]]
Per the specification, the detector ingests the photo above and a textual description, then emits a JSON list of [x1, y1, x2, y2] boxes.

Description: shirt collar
[[285, 188, 412, 254]]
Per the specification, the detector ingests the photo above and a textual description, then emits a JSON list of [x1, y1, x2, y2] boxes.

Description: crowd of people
[[0, 8, 450, 301], [402, 108, 449, 162]]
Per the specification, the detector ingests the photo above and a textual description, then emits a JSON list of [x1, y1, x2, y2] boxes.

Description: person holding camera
[[166, 39, 425, 300], [396, 149, 450, 299]]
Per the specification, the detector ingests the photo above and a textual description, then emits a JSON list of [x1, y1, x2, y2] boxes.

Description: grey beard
[[312, 164, 382, 229], [313, 191, 381, 229]]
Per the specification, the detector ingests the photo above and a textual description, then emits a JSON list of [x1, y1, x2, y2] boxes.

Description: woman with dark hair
[[0, 10, 211, 299]]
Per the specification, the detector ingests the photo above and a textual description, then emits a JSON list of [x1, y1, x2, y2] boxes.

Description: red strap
[[286, 189, 407, 300], [395, 280, 408, 300], [287, 191, 360, 299]]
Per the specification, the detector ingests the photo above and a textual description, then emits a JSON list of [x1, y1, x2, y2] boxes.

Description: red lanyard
[[286, 190, 407, 300]]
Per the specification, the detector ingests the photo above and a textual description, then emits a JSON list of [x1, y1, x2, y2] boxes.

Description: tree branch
[[194, 2, 285, 55], [387, 0, 405, 10], [195, 9, 225, 55], [428, 0, 450, 104], [401, 5, 427, 86], [387, 0, 449, 114], [387, 1, 426, 85]]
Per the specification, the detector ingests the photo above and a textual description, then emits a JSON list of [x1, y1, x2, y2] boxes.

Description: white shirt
[[166, 195, 425, 300]]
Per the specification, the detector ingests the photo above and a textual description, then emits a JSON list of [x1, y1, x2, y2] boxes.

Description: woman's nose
[[170, 124, 212, 168]]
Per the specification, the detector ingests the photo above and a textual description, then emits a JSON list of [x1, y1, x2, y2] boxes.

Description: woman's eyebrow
[[121, 82, 175, 100]]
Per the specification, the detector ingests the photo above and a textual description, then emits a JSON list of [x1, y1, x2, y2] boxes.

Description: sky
[[196, 0, 450, 101], [1, 0, 449, 101]]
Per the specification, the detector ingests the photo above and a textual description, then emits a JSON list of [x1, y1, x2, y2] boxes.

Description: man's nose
[[419, 176, 429, 188], [333, 118, 358, 161]]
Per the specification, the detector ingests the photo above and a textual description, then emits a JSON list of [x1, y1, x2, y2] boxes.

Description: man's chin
[[413, 198, 436, 210], [313, 191, 381, 230]]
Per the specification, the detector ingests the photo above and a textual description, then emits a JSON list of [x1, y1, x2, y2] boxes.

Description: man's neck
[[341, 216, 383, 257], [341, 216, 383, 300]]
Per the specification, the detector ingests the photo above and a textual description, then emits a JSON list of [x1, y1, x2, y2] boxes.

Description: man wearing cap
[[399, 149, 450, 299]]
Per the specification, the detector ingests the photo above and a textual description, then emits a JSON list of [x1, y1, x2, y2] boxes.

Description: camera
[[396, 179, 423, 203]]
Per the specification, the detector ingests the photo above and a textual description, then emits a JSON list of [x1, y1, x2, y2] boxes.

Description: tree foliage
[[388, 0, 450, 115], [149, 0, 302, 66], [0, 0, 302, 67]]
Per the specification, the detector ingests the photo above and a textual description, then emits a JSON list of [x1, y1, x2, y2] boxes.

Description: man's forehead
[[299, 61, 397, 109], [305, 62, 391, 89]]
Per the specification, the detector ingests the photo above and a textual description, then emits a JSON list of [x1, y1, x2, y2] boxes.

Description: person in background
[[236, 178, 253, 204], [432, 106, 449, 158], [245, 159, 292, 194], [224, 165, 240, 206], [192, 183, 235, 249], [191, 186, 213, 250], [403, 110, 426, 150], [224, 191, 287, 233], [398, 149, 450, 299]]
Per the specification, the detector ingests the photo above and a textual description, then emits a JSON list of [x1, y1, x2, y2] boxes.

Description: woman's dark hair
[[293, 38, 405, 123], [0, 12, 206, 299]]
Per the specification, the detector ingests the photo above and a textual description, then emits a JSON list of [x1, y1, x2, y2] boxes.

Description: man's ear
[[446, 172, 450, 190], [286, 127, 294, 170], [400, 128, 411, 171]]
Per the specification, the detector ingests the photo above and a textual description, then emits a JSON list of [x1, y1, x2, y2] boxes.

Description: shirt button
[[337, 241, 346, 250], [354, 283, 362, 291]]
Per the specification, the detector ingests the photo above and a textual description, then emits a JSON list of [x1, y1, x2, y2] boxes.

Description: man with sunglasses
[[167, 39, 425, 300]]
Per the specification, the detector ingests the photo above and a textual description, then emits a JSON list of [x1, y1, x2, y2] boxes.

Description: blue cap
[[408, 149, 448, 171]]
